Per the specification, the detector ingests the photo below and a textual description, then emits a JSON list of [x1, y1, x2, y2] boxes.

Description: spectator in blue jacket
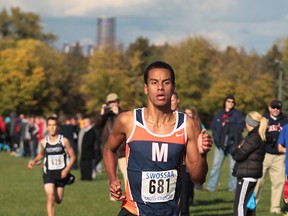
[[206, 95, 245, 192]]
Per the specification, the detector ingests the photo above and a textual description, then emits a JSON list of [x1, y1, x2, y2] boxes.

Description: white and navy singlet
[[43, 135, 67, 175]]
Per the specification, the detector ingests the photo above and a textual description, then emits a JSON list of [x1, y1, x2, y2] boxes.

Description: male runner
[[104, 61, 212, 215], [28, 116, 76, 216]]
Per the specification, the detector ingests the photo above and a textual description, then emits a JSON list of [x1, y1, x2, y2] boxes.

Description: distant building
[[63, 42, 71, 54], [62, 42, 83, 54], [87, 44, 95, 56], [97, 17, 116, 49]]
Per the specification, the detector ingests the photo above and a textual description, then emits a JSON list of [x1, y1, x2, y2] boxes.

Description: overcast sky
[[1, 0, 288, 54]]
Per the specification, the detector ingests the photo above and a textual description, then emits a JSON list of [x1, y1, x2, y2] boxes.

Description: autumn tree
[[124, 37, 164, 107], [15, 39, 72, 115], [81, 47, 129, 114], [0, 8, 10, 37], [205, 46, 274, 116], [162, 37, 215, 112], [278, 38, 288, 113], [261, 45, 283, 98], [0, 41, 45, 115], [62, 42, 88, 114], [0, 7, 57, 44]]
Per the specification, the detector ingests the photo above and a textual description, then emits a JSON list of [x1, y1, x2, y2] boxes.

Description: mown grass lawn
[[0, 144, 283, 216]]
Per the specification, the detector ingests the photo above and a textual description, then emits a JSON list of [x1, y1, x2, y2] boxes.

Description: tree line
[[0, 7, 287, 127]]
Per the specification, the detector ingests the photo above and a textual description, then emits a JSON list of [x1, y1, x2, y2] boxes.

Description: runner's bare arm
[[62, 137, 76, 178], [185, 117, 212, 185], [27, 139, 45, 169]]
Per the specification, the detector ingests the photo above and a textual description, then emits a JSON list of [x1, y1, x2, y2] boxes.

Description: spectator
[[185, 105, 206, 193], [233, 111, 268, 216], [206, 95, 245, 192], [171, 94, 196, 216], [70, 116, 79, 147], [100, 93, 127, 199], [254, 99, 288, 214], [60, 117, 78, 170], [19, 114, 29, 157], [4, 116, 11, 151], [28, 115, 39, 160], [185, 106, 205, 130], [79, 117, 98, 180], [0, 116, 6, 150], [10, 113, 21, 155]]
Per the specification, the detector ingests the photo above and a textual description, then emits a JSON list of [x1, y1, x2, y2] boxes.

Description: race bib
[[141, 169, 177, 203], [47, 154, 65, 170]]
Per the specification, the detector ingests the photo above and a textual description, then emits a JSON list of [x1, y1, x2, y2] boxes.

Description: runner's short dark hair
[[46, 116, 59, 126], [144, 61, 175, 85]]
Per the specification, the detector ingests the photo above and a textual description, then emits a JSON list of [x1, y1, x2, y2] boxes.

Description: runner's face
[[47, 120, 58, 136], [144, 68, 175, 107]]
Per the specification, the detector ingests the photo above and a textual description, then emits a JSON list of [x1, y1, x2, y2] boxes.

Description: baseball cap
[[270, 99, 282, 108], [106, 93, 119, 103]]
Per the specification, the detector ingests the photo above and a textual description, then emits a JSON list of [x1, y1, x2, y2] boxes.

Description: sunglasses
[[271, 106, 281, 110], [226, 100, 235, 104]]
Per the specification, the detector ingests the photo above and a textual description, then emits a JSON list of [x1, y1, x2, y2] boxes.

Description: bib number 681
[[149, 179, 170, 194]]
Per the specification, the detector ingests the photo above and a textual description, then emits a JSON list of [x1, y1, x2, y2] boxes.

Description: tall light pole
[[275, 59, 283, 101]]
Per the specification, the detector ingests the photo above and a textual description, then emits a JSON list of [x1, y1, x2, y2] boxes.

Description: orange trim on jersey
[[123, 186, 139, 215], [122, 108, 187, 215], [130, 125, 186, 145], [123, 143, 139, 215]]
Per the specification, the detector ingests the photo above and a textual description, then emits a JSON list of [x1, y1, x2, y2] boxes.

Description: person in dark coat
[[60, 117, 78, 170], [233, 111, 268, 216], [100, 93, 127, 190], [80, 117, 98, 180], [206, 95, 245, 192]]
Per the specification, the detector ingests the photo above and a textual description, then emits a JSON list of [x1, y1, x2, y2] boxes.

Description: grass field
[[0, 145, 283, 216]]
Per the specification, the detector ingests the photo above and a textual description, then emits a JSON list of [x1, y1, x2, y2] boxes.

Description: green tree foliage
[[261, 45, 283, 98], [0, 5, 283, 120], [21, 40, 69, 115], [63, 42, 88, 114], [0, 39, 74, 115], [162, 37, 215, 111], [16, 40, 92, 116], [0, 7, 57, 43], [279, 38, 288, 112], [0, 8, 10, 37], [124, 49, 146, 108], [125, 37, 164, 72], [14, 39, 70, 115], [124, 37, 163, 108], [81, 48, 129, 114], [205, 47, 274, 116]]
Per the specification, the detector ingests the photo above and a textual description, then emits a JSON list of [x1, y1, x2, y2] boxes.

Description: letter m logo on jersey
[[152, 142, 168, 162]]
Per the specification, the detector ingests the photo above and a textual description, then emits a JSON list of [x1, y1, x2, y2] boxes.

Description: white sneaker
[[92, 170, 96, 179]]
